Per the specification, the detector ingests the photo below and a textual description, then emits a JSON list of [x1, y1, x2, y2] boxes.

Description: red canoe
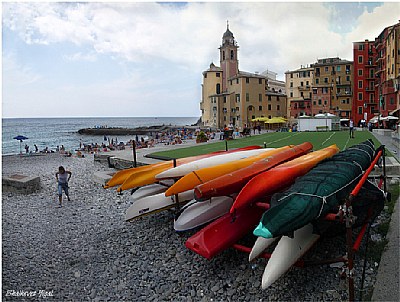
[[194, 142, 313, 201], [230, 144, 339, 214], [185, 204, 266, 259]]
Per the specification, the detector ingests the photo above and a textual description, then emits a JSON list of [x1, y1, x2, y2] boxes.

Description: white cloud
[[2, 2, 399, 117]]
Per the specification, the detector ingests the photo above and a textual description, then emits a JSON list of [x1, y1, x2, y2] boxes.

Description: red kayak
[[185, 204, 266, 259], [230, 144, 339, 214], [194, 142, 313, 201]]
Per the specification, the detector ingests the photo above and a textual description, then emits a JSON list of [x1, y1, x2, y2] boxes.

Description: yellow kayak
[[164, 146, 294, 197], [104, 162, 168, 189]]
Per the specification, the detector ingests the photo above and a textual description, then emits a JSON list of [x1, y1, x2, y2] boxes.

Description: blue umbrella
[[13, 135, 29, 154]]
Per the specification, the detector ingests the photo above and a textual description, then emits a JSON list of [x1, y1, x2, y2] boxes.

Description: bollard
[[132, 141, 137, 168]]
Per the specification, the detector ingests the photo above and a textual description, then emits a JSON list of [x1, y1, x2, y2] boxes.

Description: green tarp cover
[[253, 140, 378, 238]]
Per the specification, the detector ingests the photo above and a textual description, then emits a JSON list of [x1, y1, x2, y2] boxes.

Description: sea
[[2, 117, 199, 155]]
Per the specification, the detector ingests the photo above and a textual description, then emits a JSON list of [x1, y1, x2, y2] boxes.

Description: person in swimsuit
[[55, 166, 72, 207]]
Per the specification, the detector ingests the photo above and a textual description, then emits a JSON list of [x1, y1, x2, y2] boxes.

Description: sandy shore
[[2, 152, 385, 301]]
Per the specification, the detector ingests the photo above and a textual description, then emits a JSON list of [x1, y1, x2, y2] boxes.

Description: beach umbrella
[[381, 116, 399, 121], [265, 117, 287, 124], [13, 135, 29, 154], [251, 117, 270, 122]]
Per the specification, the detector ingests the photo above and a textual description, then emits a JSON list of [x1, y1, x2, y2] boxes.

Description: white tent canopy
[[314, 113, 336, 118]]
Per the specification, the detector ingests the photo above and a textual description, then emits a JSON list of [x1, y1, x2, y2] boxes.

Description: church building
[[200, 23, 287, 129]]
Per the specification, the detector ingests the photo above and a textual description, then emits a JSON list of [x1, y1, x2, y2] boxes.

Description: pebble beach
[[2, 152, 390, 301]]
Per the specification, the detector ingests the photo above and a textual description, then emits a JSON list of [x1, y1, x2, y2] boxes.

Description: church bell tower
[[219, 21, 239, 92]]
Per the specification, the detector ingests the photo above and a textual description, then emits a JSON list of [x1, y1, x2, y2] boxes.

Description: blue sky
[[2, 2, 399, 118]]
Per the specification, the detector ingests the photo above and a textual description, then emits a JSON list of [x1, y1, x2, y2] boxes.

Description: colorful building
[[200, 24, 287, 129], [352, 21, 399, 126]]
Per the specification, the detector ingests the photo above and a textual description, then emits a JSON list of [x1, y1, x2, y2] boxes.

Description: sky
[[2, 1, 399, 118]]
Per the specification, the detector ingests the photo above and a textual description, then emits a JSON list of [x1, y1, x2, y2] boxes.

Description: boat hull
[[125, 190, 194, 221], [194, 142, 313, 201], [185, 205, 265, 259], [230, 145, 339, 214], [174, 196, 235, 232]]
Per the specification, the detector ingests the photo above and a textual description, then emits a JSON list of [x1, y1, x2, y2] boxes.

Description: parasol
[[13, 135, 29, 154]]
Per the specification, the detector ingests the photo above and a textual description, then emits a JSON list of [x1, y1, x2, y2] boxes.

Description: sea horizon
[[2, 116, 200, 155]]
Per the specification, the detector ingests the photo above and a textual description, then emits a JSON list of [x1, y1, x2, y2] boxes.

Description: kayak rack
[[232, 145, 387, 302]]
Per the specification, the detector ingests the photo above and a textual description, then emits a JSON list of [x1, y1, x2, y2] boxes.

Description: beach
[[2, 151, 389, 301]]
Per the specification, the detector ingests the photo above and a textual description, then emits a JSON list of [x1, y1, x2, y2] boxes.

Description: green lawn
[[149, 130, 386, 159]]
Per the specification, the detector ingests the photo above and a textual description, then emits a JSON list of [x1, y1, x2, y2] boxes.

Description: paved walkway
[[370, 130, 399, 301], [371, 130, 400, 162]]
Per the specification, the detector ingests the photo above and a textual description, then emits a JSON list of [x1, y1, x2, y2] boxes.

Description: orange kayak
[[164, 146, 294, 197], [115, 145, 262, 192], [194, 142, 313, 201], [229, 144, 339, 214]]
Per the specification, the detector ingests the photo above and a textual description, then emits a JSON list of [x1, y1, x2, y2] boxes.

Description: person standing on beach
[[55, 166, 72, 207]]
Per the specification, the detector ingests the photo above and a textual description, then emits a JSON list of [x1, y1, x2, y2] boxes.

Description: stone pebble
[[1, 153, 387, 301]]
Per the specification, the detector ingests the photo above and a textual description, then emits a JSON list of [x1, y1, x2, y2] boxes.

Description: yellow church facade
[[200, 24, 287, 130]]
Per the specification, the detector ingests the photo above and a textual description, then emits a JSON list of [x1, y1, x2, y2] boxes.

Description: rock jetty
[[77, 125, 202, 136]]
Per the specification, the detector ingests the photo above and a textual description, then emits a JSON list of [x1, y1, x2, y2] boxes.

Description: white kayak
[[174, 196, 235, 232], [261, 223, 320, 289], [156, 148, 274, 179], [125, 190, 194, 222], [131, 183, 170, 201], [249, 237, 279, 262]]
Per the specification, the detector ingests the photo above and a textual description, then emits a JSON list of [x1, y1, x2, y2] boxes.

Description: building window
[[222, 51, 225, 60], [268, 95, 271, 101], [324, 78, 328, 83], [223, 96, 227, 103], [246, 77, 249, 84], [277, 105, 280, 110], [300, 81, 304, 86], [325, 67, 329, 72], [358, 44, 364, 50], [216, 72, 220, 77], [204, 74, 207, 78], [236, 94, 240, 102], [259, 78, 262, 84], [316, 78, 319, 84], [337, 66, 341, 71], [358, 69, 363, 76], [290, 92, 293, 97], [358, 92, 363, 101], [358, 81, 363, 89], [291, 73, 293, 78], [318, 99, 322, 105], [259, 106, 262, 111], [290, 82, 293, 87], [268, 104, 271, 110], [230, 50, 234, 60], [216, 83, 221, 94], [259, 94, 262, 102], [246, 93, 250, 102], [346, 76, 350, 82], [358, 106, 362, 114], [236, 78, 239, 84], [358, 55, 363, 63]]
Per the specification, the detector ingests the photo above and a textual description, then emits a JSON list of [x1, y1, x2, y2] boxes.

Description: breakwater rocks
[[78, 125, 201, 136]]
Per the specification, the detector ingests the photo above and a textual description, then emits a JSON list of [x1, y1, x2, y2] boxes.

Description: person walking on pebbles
[[55, 166, 72, 207]]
